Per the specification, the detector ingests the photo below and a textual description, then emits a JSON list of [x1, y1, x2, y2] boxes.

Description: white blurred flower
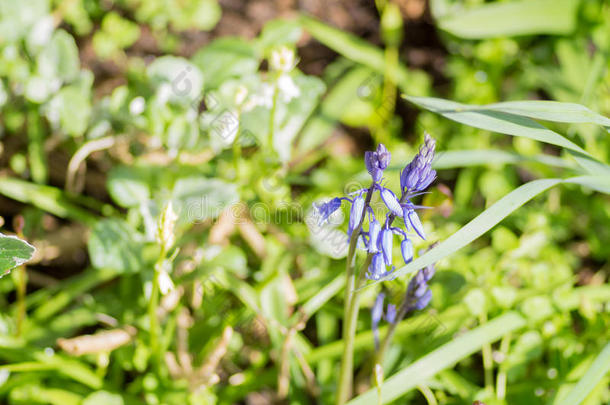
[[129, 96, 146, 115], [270, 46, 297, 73], [158, 270, 174, 295], [234, 85, 249, 107], [242, 82, 274, 111], [157, 201, 178, 251], [28, 16, 55, 49], [277, 74, 300, 102]]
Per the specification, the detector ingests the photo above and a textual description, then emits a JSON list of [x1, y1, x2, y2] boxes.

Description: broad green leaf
[[554, 342, 610, 405], [172, 177, 239, 223], [192, 37, 259, 90], [347, 312, 527, 404], [0, 0, 49, 42], [0, 233, 35, 276], [147, 56, 204, 105], [274, 74, 326, 162], [37, 29, 80, 82], [107, 166, 151, 208], [435, 0, 579, 39], [88, 219, 143, 273]]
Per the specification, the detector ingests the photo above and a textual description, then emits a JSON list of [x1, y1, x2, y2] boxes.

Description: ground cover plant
[[0, 0, 609, 404]]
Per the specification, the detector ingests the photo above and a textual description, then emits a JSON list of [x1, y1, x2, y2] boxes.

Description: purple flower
[[379, 187, 403, 217], [400, 133, 437, 193], [348, 194, 365, 238], [368, 218, 381, 253], [378, 227, 393, 266], [385, 304, 397, 323], [372, 292, 385, 349], [403, 207, 426, 240], [365, 144, 391, 182], [405, 263, 436, 312], [400, 238, 414, 264], [314, 197, 343, 225], [366, 253, 395, 281]]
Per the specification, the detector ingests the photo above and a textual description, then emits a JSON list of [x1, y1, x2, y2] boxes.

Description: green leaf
[[298, 15, 429, 95], [430, 149, 576, 170], [435, 0, 579, 39], [147, 56, 204, 105], [347, 312, 527, 404], [405, 96, 590, 156], [88, 219, 143, 273], [172, 177, 239, 223], [410, 97, 610, 127], [107, 166, 151, 208], [37, 29, 80, 82], [0, 233, 35, 277], [554, 342, 610, 405], [191, 37, 259, 90], [257, 18, 303, 53]]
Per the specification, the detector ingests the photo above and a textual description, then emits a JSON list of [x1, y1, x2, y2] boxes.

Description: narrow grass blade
[[554, 342, 610, 405], [405, 96, 589, 156], [0, 177, 98, 225], [347, 312, 527, 404]]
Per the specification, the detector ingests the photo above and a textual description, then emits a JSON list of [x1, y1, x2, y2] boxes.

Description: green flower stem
[[479, 312, 495, 395], [148, 247, 166, 369], [337, 253, 374, 405], [267, 83, 279, 151]]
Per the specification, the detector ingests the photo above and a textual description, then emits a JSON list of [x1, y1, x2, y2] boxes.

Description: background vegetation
[[0, 0, 608, 404]]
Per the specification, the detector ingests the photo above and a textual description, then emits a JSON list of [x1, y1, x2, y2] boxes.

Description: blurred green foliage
[[0, 0, 608, 404]]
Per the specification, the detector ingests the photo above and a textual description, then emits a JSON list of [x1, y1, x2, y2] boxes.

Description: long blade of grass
[[436, 0, 579, 39], [346, 311, 527, 405], [429, 149, 577, 170], [554, 342, 610, 405], [0, 177, 99, 225]]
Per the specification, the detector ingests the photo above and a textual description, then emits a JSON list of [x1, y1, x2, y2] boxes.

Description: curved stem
[[417, 384, 438, 405]]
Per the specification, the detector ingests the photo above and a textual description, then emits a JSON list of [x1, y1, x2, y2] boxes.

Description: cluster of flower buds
[[315, 134, 437, 282], [404, 263, 435, 312]]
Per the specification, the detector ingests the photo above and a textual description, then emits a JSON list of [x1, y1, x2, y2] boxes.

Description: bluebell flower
[[365, 144, 391, 182], [368, 217, 381, 253], [379, 187, 403, 217], [366, 253, 395, 281], [403, 206, 426, 240], [400, 238, 414, 264], [400, 133, 437, 193], [314, 197, 343, 225], [348, 194, 365, 238], [378, 227, 393, 266]]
